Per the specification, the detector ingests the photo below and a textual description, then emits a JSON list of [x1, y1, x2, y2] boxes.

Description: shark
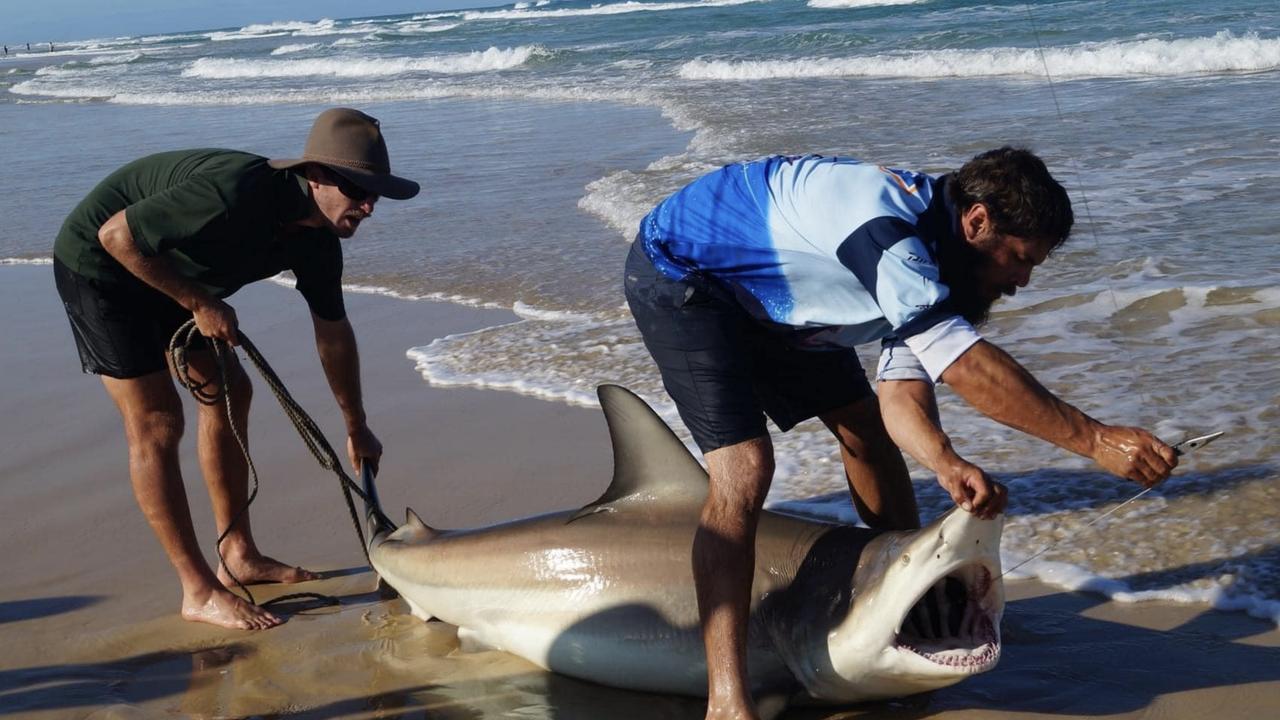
[[361, 384, 1005, 707]]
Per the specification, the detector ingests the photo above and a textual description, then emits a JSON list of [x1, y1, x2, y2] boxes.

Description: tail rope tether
[[169, 319, 393, 610]]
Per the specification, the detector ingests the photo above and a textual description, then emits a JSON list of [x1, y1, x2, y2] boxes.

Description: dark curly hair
[[948, 147, 1074, 249]]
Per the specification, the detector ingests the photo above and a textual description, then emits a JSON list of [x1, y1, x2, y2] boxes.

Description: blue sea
[[1, 0, 1277, 624]]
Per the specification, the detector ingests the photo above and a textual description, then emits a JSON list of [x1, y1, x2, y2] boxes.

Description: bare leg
[[820, 395, 920, 531], [176, 350, 318, 586], [101, 371, 281, 630], [696, 435, 774, 720]]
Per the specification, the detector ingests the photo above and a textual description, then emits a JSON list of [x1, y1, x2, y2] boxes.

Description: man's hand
[[1092, 425, 1178, 488], [192, 297, 240, 346], [936, 458, 1007, 519], [348, 425, 383, 476]]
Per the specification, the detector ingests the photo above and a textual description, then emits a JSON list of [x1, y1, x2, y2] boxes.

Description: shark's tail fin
[[360, 461, 396, 541]]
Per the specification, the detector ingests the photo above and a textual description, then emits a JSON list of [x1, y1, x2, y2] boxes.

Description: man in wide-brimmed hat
[[52, 107, 419, 630]]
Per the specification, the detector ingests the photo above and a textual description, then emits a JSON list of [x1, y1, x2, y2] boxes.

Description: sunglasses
[[326, 170, 376, 203]]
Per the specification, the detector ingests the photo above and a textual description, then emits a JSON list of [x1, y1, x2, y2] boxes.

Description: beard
[[936, 235, 998, 327]]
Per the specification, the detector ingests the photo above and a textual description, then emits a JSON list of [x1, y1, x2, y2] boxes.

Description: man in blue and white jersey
[[624, 148, 1179, 720]]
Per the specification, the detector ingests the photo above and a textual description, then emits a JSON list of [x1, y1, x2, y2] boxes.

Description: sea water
[[2, 0, 1277, 624]]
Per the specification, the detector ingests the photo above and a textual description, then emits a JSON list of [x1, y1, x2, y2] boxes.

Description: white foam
[[271, 43, 320, 56], [679, 31, 1280, 80], [209, 18, 340, 42], [11, 78, 656, 108], [808, 0, 928, 8], [182, 46, 547, 79], [0, 257, 52, 265], [512, 302, 598, 323], [266, 274, 508, 310], [463, 0, 762, 21], [87, 52, 145, 65], [407, 332, 603, 409]]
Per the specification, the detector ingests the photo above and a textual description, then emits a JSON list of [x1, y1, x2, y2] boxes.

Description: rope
[[168, 319, 393, 610]]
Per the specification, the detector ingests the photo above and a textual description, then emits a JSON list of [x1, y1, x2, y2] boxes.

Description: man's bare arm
[[879, 378, 1006, 518], [312, 313, 381, 473], [97, 209, 240, 344], [939, 340, 1177, 486]]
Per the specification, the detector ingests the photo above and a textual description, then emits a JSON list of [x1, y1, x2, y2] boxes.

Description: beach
[[2, 264, 1277, 719], [2, 0, 1278, 716]]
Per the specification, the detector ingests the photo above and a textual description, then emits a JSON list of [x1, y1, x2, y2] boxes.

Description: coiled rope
[[168, 319, 393, 609]]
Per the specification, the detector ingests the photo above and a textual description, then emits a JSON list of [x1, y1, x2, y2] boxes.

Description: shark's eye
[[901, 553, 911, 566]]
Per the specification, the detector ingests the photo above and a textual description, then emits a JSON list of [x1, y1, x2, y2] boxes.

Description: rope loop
[[168, 319, 393, 609]]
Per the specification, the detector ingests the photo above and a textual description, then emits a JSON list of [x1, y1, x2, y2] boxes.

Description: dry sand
[[2, 264, 1277, 719]]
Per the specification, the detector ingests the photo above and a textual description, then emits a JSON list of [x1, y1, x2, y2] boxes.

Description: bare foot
[[217, 552, 321, 587], [182, 587, 282, 630]]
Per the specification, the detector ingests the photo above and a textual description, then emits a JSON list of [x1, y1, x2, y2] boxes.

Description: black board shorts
[[624, 241, 872, 454], [53, 257, 201, 379]]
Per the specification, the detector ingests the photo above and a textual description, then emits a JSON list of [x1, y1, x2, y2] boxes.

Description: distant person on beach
[[52, 108, 419, 630], [624, 149, 1178, 719]]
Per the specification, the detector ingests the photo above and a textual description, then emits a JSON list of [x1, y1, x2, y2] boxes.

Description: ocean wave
[[182, 46, 548, 79], [0, 257, 52, 265], [463, 0, 762, 22], [8, 79, 656, 107], [266, 274, 509, 309], [210, 18, 338, 42], [271, 43, 320, 56], [86, 51, 148, 65], [512, 301, 598, 323], [382, 21, 462, 35], [807, 0, 929, 8], [679, 31, 1280, 80]]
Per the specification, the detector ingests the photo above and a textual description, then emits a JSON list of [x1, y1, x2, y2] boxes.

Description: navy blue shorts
[[624, 241, 872, 454], [54, 257, 200, 379]]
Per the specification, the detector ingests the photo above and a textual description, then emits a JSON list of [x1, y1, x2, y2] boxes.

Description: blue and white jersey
[[638, 154, 982, 383]]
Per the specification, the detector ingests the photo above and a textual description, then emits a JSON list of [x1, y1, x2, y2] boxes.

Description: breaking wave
[[182, 46, 548, 79], [463, 0, 762, 22], [679, 31, 1280, 80]]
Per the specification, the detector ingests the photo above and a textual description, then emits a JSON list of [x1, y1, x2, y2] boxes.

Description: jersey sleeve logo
[[878, 166, 919, 195]]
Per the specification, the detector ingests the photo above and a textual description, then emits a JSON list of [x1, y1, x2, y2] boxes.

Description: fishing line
[[1001, 486, 1154, 578], [997, 3, 1163, 577]]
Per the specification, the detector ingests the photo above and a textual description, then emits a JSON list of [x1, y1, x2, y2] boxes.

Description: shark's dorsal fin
[[574, 385, 708, 518]]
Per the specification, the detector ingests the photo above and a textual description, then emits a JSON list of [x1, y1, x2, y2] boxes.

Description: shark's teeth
[[899, 641, 1000, 669]]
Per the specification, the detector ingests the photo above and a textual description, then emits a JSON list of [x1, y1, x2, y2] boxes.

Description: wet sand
[[2, 264, 1277, 719]]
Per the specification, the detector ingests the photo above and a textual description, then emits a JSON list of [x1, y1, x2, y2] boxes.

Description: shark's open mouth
[[895, 562, 1000, 671]]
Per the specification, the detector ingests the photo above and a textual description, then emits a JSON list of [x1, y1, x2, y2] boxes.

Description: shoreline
[[1, 264, 1277, 718]]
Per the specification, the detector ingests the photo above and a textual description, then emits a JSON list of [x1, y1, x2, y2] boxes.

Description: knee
[[125, 405, 184, 453], [227, 371, 253, 408], [705, 439, 775, 515]]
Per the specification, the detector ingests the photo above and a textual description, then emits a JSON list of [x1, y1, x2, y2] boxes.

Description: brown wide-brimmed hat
[[269, 107, 419, 200]]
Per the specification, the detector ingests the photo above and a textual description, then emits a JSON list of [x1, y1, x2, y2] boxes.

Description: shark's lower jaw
[[894, 562, 1002, 673]]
